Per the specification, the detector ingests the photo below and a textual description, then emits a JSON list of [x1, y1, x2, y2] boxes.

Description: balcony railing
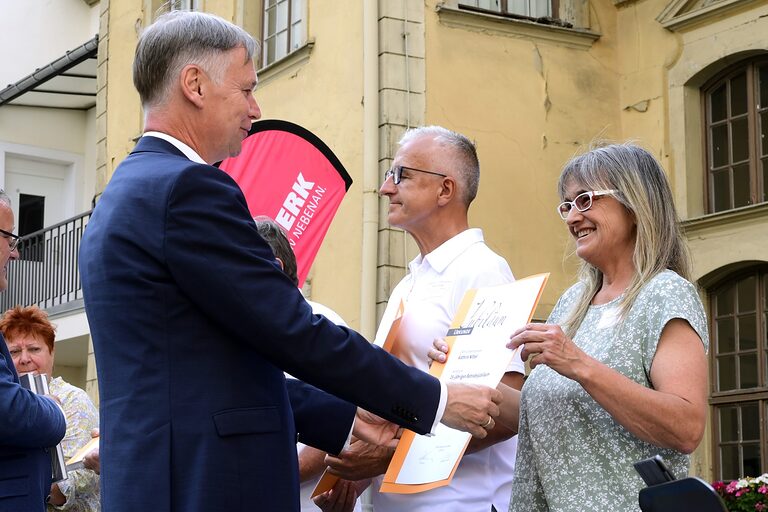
[[1, 210, 92, 314]]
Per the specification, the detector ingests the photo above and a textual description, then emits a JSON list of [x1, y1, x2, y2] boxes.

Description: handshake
[[84, 382, 503, 475], [353, 382, 503, 447]]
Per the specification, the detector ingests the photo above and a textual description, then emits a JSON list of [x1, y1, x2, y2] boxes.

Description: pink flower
[[755, 503, 766, 511], [759, 485, 768, 494], [727, 481, 739, 493]]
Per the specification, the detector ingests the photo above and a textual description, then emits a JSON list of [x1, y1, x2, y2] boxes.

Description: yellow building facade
[[96, 0, 768, 483]]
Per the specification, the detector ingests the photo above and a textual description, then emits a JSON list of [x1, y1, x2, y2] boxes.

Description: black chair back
[[638, 477, 727, 512]]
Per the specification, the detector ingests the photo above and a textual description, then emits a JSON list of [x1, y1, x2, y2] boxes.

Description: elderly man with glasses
[[324, 126, 524, 512], [0, 190, 67, 512]]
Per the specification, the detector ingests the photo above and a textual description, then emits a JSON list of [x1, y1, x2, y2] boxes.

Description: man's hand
[[324, 439, 394, 480], [312, 478, 363, 512], [353, 409, 403, 448], [442, 383, 502, 438]]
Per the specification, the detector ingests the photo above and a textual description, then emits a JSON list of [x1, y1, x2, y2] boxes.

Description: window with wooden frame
[[458, 0, 558, 19], [703, 57, 768, 214], [170, 0, 201, 10], [261, 0, 305, 67], [710, 267, 768, 480]]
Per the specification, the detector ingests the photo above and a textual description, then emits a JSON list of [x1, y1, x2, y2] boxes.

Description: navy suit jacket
[[79, 136, 443, 512], [0, 334, 66, 512]]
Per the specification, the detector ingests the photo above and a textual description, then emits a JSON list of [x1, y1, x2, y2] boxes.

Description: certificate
[[380, 273, 548, 494], [66, 436, 99, 471]]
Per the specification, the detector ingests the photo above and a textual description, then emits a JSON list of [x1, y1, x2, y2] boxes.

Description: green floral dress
[[509, 270, 709, 512]]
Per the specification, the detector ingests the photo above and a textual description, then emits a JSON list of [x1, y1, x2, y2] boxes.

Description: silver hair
[[556, 142, 692, 337], [0, 190, 11, 209], [399, 126, 480, 206], [133, 10, 257, 109]]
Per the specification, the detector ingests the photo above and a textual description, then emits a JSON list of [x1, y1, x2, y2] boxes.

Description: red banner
[[219, 120, 352, 287]]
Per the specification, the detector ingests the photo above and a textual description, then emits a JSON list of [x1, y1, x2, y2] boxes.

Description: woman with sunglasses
[[506, 143, 709, 511]]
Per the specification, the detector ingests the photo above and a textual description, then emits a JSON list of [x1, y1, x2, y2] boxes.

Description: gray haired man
[[79, 11, 503, 512]]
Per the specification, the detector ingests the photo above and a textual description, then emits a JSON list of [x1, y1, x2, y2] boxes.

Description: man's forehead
[[395, 135, 439, 161], [0, 205, 14, 226], [224, 47, 257, 80]]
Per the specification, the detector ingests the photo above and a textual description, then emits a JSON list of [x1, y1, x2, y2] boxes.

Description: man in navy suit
[[79, 11, 502, 512], [0, 191, 67, 511]]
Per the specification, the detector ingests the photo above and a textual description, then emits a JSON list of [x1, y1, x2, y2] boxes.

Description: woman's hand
[[83, 428, 100, 474], [509, 319, 708, 453], [507, 323, 586, 380]]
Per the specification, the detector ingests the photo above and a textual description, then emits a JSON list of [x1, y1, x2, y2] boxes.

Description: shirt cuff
[[428, 381, 448, 435], [344, 417, 355, 448], [53, 477, 72, 509]]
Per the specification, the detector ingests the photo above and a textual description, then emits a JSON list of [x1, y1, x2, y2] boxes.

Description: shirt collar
[[143, 131, 207, 164], [408, 228, 485, 275]]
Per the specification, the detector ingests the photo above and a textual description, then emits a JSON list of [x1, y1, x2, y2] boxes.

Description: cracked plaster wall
[[424, 0, 623, 315]]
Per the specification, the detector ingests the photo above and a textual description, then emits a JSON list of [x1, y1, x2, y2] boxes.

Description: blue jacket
[[79, 136, 442, 512], [0, 334, 66, 512]]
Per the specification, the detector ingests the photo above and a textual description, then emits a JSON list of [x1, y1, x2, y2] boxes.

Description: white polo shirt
[[371, 228, 521, 512]]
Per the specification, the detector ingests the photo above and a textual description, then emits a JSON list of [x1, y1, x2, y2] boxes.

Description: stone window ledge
[[435, 5, 599, 50], [682, 202, 768, 234], [257, 40, 315, 86]]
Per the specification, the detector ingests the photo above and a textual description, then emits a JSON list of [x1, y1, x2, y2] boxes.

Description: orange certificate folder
[[380, 273, 549, 494]]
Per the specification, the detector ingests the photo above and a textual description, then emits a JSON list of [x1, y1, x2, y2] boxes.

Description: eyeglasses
[[557, 189, 618, 220], [0, 228, 21, 251], [384, 165, 447, 185]]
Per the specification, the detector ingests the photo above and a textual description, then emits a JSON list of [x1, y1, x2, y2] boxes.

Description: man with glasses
[[78, 11, 501, 512], [0, 190, 67, 512], [0, 228, 20, 253], [324, 126, 524, 512]]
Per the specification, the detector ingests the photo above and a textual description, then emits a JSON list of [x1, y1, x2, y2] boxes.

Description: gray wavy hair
[[253, 216, 298, 286], [557, 142, 692, 337], [133, 10, 256, 109]]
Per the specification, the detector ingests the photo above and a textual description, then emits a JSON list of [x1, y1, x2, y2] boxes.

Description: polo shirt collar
[[408, 228, 484, 275]]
